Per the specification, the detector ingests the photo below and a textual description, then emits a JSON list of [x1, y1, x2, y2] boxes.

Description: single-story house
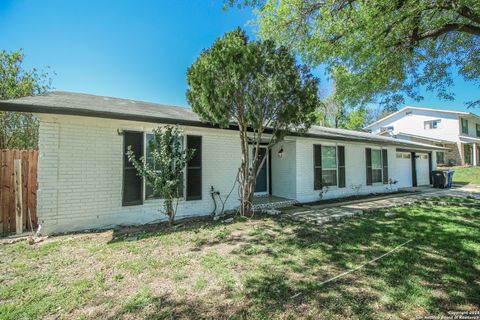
[[0, 92, 443, 234]]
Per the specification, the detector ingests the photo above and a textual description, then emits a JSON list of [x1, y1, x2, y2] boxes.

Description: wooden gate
[[0, 149, 38, 234]]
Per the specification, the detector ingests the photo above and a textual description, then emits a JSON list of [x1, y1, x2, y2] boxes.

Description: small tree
[[187, 29, 320, 216], [126, 126, 194, 225]]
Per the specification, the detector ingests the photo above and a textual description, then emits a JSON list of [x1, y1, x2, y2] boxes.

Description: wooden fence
[[0, 149, 38, 234]]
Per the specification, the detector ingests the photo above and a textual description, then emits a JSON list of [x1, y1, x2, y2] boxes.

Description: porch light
[[278, 146, 284, 158]]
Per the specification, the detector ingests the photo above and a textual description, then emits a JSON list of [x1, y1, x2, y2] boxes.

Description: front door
[[464, 144, 473, 165], [253, 147, 269, 195]]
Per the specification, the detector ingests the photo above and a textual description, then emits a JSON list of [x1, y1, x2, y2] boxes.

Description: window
[[436, 151, 445, 164], [144, 133, 185, 200], [123, 131, 144, 206], [186, 135, 202, 200], [396, 152, 411, 159], [380, 126, 394, 133], [406, 111, 412, 116], [424, 119, 440, 130], [461, 118, 469, 134], [321, 146, 337, 187], [476, 124, 480, 137], [371, 149, 382, 183], [314, 145, 345, 189]]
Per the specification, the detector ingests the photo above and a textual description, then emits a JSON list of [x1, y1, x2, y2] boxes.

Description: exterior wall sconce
[[278, 146, 284, 158]]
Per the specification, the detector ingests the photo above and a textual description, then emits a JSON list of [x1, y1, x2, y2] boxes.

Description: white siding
[[370, 109, 461, 142], [461, 116, 480, 139]]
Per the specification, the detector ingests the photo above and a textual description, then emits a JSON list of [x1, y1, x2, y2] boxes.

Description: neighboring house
[[0, 92, 442, 234], [365, 107, 480, 167]]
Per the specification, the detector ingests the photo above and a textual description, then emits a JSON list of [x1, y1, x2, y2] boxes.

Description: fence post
[[14, 159, 23, 234]]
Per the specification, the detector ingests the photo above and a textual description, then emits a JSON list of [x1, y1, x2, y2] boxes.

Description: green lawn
[[1, 199, 479, 319], [448, 166, 480, 186]]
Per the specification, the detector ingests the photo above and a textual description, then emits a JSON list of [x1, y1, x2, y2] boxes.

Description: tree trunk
[[166, 198, 175, 226], [238, 123, 264, 217]]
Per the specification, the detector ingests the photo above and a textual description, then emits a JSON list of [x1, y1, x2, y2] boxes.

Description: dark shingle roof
[[0, 91, 202, 125], [0, 91, 441, 150]]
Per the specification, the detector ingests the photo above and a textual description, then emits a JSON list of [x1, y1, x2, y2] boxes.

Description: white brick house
[[365, 106, 480, 166], [0, 92, 442, 234]]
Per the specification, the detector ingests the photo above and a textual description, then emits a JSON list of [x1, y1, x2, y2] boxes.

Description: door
[[252, 147, 269, 195], [416, 153, 430, 186], [395, 152, 412, 188], [464, 144, 473, 165]]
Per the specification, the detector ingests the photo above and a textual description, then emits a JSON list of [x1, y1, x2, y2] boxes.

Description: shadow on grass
[[108, 198, 480, 319]]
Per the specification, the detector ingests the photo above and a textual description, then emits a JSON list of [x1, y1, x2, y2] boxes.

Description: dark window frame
[[186, 135, 202, 201], [122, 131, 144, 206], [461, 118, 469, 134], [313, 144, 323, 190]]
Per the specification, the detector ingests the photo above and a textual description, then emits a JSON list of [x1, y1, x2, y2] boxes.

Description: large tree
[[226, 0, 480, 110], [0, 49, 51, 149], [187, 29, 320, 216]]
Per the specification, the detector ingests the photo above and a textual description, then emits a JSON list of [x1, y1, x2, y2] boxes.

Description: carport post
[[473, 144, 477, 166]]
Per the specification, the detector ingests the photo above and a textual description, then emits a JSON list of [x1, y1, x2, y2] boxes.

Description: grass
[[1, 199, 479, 319], [447, 166, 480, 186]]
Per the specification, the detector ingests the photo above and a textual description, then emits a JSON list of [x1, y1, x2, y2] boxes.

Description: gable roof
[[364, 106, 480, 129], [0, 91, 442, 150]]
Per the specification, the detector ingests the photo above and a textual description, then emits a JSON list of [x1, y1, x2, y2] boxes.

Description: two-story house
[[365, 107, 480, 166]]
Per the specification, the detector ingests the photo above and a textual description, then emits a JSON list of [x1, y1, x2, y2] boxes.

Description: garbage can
[[446, 170, 455, 188], [431, 170, 447, 188]]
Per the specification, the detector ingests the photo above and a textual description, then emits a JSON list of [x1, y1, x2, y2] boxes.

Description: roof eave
[[0, 100, 441, 150]]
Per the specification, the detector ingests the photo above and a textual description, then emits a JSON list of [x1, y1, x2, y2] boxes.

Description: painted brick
[[37, 114, 429, 234]]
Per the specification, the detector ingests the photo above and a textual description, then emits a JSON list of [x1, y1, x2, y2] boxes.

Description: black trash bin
[[431, 170, 447, 188]]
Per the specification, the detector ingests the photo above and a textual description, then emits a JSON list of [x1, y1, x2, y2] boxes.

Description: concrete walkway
[[281, 185, 480, 225]]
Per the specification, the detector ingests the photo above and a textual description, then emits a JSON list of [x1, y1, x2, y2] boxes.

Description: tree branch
[[414, 23, 480, 40], [454, 4, 480, 25]]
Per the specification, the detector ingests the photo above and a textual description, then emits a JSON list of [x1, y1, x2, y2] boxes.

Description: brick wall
[[37, 115, 243, 234]]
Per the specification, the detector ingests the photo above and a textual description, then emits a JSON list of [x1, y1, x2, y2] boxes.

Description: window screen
[[321, 146, 337, 187], [371, 149, 382, 183]]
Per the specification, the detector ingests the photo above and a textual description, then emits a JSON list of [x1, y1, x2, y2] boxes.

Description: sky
[[0, 0, 477, 112]]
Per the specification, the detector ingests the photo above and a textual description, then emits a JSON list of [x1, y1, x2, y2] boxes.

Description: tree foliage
[[126, 126, 194, 225], [186, 29, 320, 216], [0, 49, 51, 149], [226, 0, 480, 109]]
